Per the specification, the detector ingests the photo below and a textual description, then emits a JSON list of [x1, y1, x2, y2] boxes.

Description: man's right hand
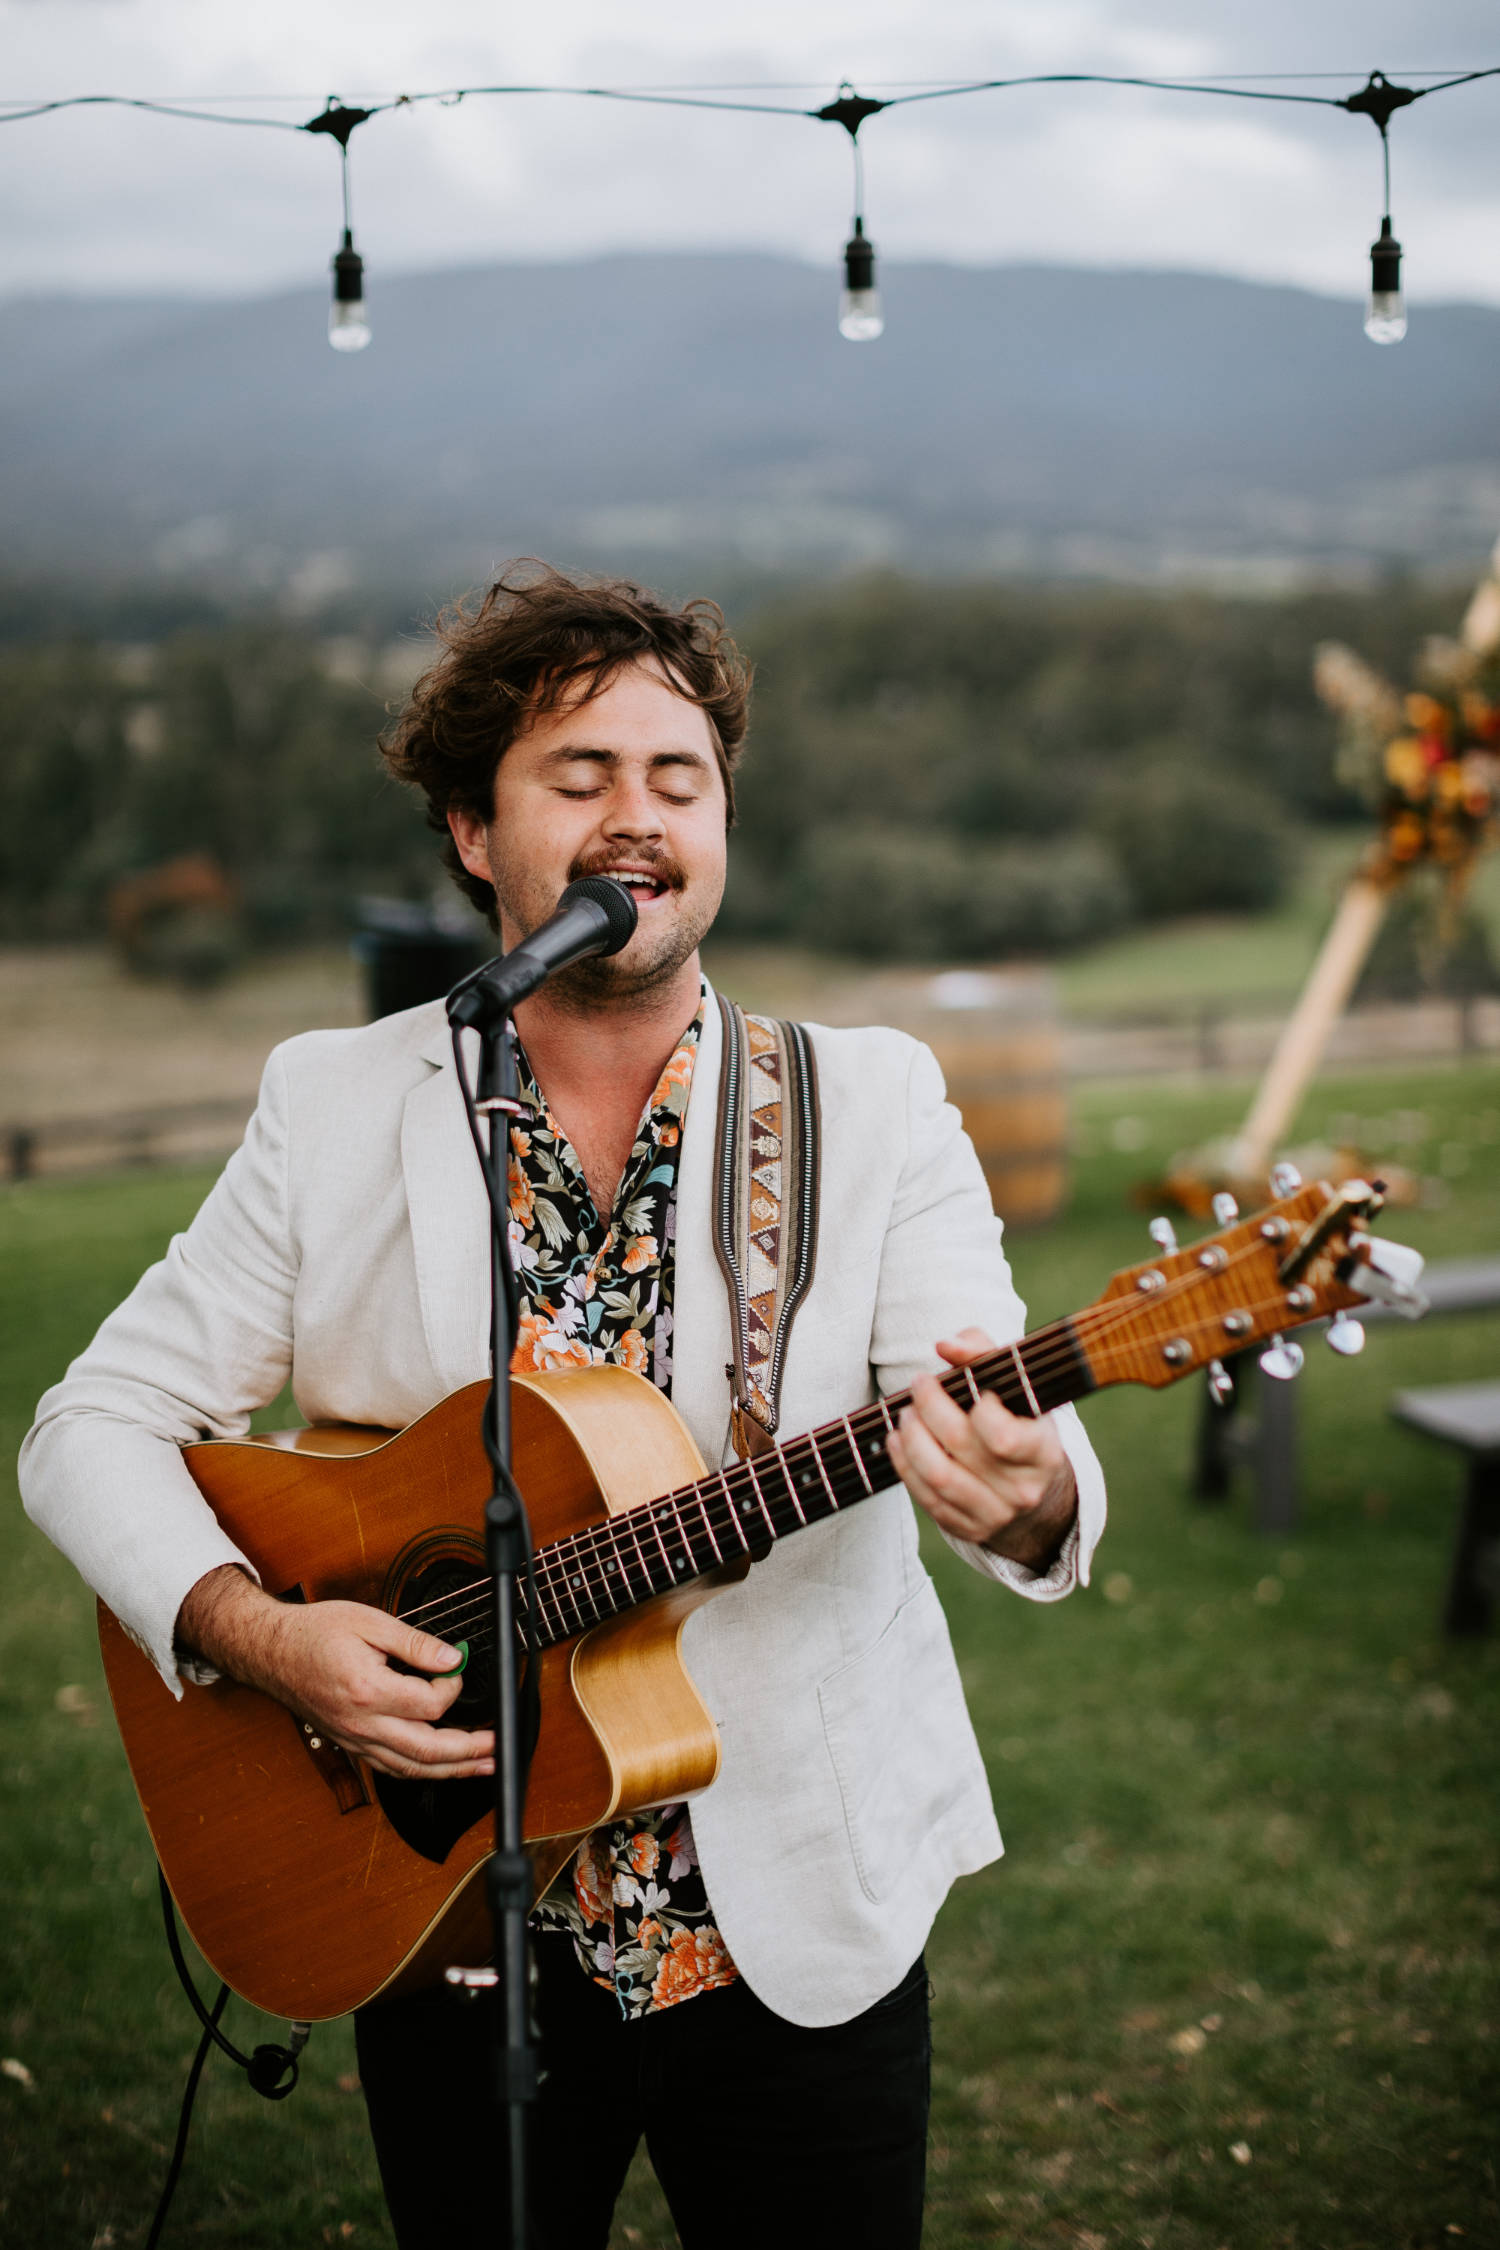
[[175, 1564, 496, 1780]]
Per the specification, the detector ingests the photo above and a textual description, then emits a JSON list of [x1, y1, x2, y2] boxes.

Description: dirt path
[[0, 945, 364, 1124]]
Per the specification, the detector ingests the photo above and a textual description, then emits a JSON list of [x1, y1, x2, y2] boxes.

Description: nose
[[599, 770, 665, 844]]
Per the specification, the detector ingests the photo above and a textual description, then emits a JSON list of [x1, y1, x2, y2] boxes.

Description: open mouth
[[599, 867, 674, 906]]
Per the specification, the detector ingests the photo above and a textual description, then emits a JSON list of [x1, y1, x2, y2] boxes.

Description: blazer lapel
[[401, 1019, 492, 1393]]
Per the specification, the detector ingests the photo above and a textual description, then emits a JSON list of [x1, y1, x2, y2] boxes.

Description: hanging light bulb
[[1364, 216, 1406, 345], [840, 218, 883, 342], [1338, 77, 1417, 349], [329, 229, 371, 351]]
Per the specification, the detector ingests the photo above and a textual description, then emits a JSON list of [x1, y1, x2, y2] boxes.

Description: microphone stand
[[446, 1007, 537, 2250], [441, 878, 637, 2247]]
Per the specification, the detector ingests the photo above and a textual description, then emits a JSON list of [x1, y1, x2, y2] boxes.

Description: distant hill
[[1, 254, 1496, 594]]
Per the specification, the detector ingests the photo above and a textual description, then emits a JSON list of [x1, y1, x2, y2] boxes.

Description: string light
[[306, 101, 373, 351], [2, 64, 1496, 355], [1339, 73, 1418, 345], [817, 88, 888, 342]]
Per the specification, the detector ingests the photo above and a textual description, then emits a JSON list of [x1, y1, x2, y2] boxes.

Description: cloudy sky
[[3, 0, 1497, 304]]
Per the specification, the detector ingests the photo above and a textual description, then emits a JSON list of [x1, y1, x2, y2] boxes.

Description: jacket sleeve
[[867, 1039, 1106, 1600], [17, 1047, 301, 1695]]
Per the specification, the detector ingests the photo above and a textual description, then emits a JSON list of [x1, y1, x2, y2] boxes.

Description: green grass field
[[2, 1059, 1497, 2248]]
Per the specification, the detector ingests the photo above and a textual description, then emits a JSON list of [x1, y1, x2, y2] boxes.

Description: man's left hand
[[886, 1327, 1077, 1572]]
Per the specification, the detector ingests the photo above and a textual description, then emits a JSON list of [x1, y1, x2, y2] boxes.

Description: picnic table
[[1191, 1256, 1500, 1628]]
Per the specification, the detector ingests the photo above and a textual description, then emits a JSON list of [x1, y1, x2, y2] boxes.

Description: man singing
[[21, 566, 1105, 2248]]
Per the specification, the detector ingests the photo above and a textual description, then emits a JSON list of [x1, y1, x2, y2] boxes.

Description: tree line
[[0, 573, 1473, 964]]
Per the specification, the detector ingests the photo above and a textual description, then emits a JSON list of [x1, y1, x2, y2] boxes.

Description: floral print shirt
[[511, 997, 741, 2019]]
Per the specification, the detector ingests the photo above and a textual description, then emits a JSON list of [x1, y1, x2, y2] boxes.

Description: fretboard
[[513, 1317, 1094, 1651]]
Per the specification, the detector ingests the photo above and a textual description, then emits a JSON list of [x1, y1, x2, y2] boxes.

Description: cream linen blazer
[[21, 986, 1105, 2027]]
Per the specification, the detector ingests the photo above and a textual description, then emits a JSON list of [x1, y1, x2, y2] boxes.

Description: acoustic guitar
[[98, 1176, 1422, 2021]]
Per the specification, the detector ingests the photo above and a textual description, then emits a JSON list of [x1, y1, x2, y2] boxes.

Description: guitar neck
[[521, 1318, 1095, 1649]]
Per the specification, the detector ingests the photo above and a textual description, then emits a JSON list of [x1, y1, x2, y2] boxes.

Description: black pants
[[354, 1934, 931, 2249]]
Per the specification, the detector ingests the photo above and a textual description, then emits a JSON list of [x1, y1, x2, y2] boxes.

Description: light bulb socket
[[1369, 219, 1402, 296], [332, 231, 365, 303], [843, 220, 876, 293]]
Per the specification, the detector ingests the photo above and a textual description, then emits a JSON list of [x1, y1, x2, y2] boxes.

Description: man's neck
[[509, 955, 705, 1214]]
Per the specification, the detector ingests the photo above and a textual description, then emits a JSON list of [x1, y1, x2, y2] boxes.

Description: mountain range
[[2, 254, 1497, 596]]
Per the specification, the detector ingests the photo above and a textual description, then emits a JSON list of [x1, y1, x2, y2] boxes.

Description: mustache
[[566, 848, 686, 894]]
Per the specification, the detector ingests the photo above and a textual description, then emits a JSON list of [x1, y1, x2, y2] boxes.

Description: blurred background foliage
[[0, 571, 1488, 973]]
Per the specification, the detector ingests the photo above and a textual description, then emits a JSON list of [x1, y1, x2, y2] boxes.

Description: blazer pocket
[[817, 1578, 977, 1905]]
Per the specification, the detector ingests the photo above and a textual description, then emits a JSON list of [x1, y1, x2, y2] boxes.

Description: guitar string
[[398, 1226, 1317, 1647], [398, 1225, 1321, 1638], [409, 1254, 1312, 1652]]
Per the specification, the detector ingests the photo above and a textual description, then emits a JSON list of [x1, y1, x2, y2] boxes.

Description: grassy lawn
[[2, 1058, 1497, 2248]]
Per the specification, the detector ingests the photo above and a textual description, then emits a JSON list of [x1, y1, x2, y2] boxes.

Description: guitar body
[[97, 1368, 731, 2022]]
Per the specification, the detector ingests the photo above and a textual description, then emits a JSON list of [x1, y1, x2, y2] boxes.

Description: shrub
[[790, 825, 1131, 960], [1090, 759, 1290, 918]]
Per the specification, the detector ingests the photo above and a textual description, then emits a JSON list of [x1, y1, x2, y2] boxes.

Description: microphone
[[445, 875, 639, 1029]]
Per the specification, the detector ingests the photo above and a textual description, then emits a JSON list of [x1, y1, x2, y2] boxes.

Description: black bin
[[354, 900, 488, 1021]]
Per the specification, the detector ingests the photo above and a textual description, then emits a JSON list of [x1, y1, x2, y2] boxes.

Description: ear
[[446, 804, 492, 886]]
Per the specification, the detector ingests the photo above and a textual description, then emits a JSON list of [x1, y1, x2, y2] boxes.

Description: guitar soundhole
[[373, 1530, 495, 1864]]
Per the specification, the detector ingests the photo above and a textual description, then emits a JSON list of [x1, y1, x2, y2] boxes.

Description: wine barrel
[[813, 968, 1068, 1229]]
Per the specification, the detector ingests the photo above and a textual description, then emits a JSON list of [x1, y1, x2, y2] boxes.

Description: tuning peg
[[1149, 1216, 1179, 1255], [1211, 1191, 1239, 1226], [1259, 1333, 1305, 1381], [1269, 1161, 1302, 1196], [1206, 1358, 1235, 1405], [1326, 1309, 1366, 1357]]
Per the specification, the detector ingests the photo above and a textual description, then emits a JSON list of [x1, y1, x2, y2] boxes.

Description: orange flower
[[572, 1836, 612, 1927], [617, 1327, 648, 1376], [512, 1308, 592, 1375], [507, 1154, 534, 1229], [655, 1124, 680, 1147], [648, 1047, 696, 1111], [627, 1831, 659, 1880], [650, 1926, 738, 2010], [621, 1234, 657, 1274]]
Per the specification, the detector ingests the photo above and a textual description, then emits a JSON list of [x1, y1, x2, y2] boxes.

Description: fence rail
[[3, 1095, 257, 1183], [5, 995, 1499, 1184], [1063, 992, 1500, 1080]]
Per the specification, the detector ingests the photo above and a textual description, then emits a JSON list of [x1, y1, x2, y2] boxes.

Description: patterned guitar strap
[[710, 994, 822, 1463]]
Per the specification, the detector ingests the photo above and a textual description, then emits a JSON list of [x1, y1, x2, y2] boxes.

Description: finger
[[354, 1604, 465, 1675], [891, 1405, 1010, 1533], [367, 1667, 470, 1724], [907, 1370, 993, 1468], [935, 1327, 997, 1367], [351, 1719, 497, 1778], [967, 1390, 1059, 1465], [911, 1370, 1043, 1479]]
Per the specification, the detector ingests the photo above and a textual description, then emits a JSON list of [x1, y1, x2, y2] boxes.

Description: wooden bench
[[1191, 1254, 1500, 1543], [1389, 1381, 1500, 1636]]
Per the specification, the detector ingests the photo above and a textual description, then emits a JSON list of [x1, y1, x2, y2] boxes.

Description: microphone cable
[[145, 1868, 309, 2248]]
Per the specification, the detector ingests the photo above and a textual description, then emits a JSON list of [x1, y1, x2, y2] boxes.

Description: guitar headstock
[[1077, 1176, 1427, 1393]]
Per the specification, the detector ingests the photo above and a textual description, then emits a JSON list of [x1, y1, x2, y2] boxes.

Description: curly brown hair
[[381, 563, 752, 922]]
